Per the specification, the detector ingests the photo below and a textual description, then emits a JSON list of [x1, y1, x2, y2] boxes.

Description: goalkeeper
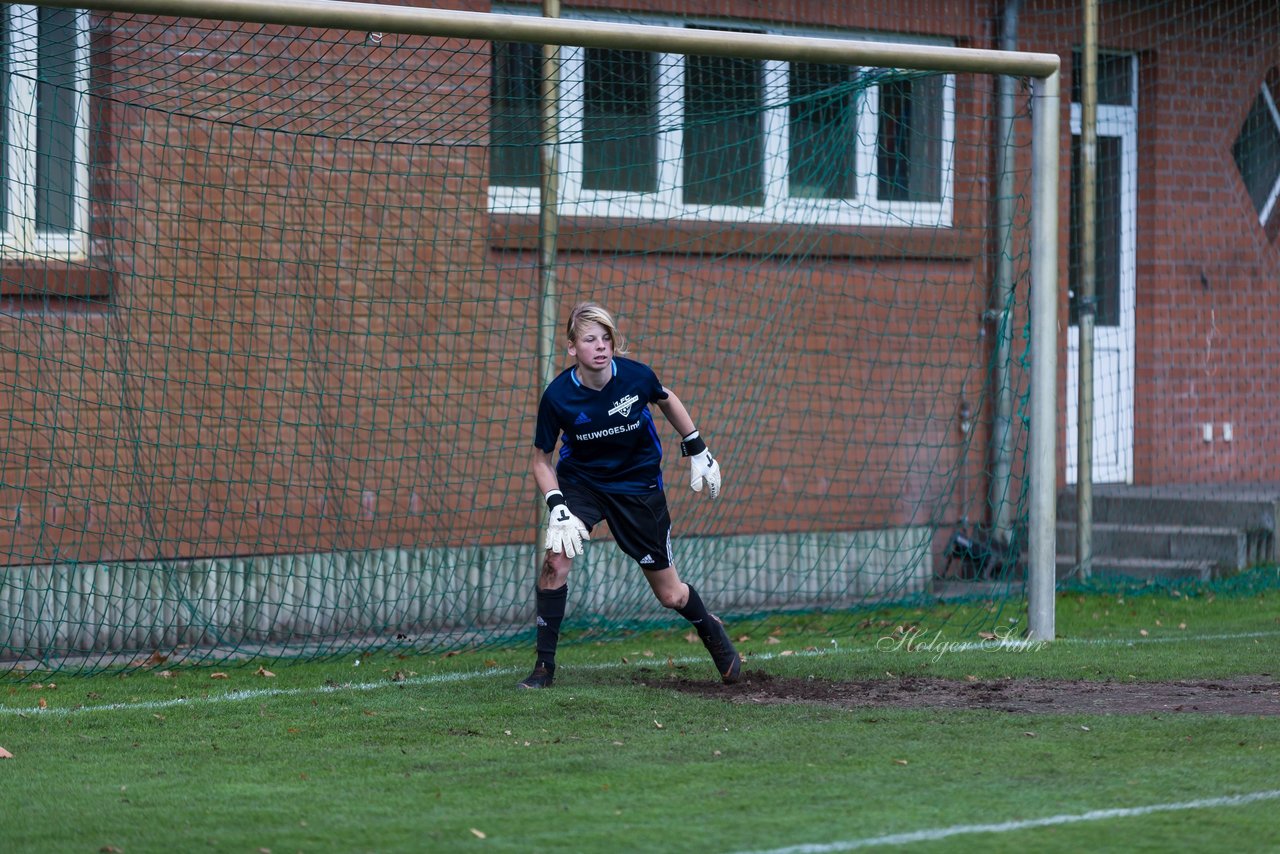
[[519, 301, 741, 689]]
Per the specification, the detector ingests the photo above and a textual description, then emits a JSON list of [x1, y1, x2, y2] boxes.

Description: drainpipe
[[988, 0, 1022, 548]]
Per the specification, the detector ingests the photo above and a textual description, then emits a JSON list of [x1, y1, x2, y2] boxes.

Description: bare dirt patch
[[636, 670, 1280, 716]]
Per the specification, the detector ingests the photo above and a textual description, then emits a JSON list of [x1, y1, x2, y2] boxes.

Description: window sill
[[1, 261, 111, 299], [488, 213, 982, 260]]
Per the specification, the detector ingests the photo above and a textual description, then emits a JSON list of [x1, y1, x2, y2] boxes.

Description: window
[[877, 74, 946, 203], [1066, 50, 1135, 329], [1232, 76, 1280, 224], [2, 5, 90, 260], [1069, 134, 1123, 326], [489, 14, 954, 227], [584, 47, 657, 194], [1070, 49, 1136, 107]]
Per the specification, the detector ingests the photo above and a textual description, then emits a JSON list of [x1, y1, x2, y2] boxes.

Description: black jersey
[[534, 357, 670, 494]]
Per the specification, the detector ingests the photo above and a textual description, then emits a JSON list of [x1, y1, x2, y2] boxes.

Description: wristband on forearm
[[545, 489, 567, 510], [680, 430, 707, 457]]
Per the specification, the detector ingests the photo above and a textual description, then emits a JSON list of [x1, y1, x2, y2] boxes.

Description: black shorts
[[559, 480, 673, 571]]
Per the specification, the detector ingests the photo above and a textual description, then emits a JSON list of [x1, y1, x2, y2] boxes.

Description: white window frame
[[489, 11, 955, 228], [2, 5, 91, 260]]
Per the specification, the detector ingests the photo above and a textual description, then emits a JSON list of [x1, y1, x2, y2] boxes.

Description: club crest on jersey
[[608, 393, 641, 418]]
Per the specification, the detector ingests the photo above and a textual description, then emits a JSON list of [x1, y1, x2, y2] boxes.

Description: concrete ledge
[[0, 526, 931, 661], [1056, 522, 1248, 569], [1054, 555, 1216, 583]]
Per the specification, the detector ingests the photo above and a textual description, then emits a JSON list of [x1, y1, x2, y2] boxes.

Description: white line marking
[[2, 629, 1277, 718], [731, 789, 1280, 853], [0, 667, 524, 717]]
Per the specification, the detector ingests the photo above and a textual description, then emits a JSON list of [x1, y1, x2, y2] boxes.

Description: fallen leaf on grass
[[37, 698, 47, 709], [210, 672, 229, 680], [893, 759, 908, 766], [0, 746, 13, 759], [99, 846, 123, 853], [1139, 629, 1149, 637], [766, 636, 781, 645], [683, 631, 699, 644], [255, 667, 275, 678], [653, 720, 664, 729], [469, 828, 486, 839], [978, 631, 998, 640], [156, 670, 177, 679], [1023, 731, 1037, 738]]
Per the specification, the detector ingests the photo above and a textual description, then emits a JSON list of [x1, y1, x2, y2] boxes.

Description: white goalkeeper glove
[[544, 491, 589, 558], [680, 431, 721, 500]]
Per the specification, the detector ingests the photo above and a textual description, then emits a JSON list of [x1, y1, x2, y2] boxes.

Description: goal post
[[5, 0, 1061, 667]]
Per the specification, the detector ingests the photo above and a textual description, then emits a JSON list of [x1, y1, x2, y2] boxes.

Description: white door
[[1066, 101, 1136, 484]]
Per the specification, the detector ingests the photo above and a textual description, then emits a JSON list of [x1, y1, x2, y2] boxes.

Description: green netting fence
[[4, 2, 1059, 672]]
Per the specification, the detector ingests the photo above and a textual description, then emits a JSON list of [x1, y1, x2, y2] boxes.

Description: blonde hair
[[567, 301, 629, 355]]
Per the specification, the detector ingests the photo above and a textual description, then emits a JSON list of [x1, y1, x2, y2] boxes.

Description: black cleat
[[700, 615, 743, 685], [517, 663, 555, 689]]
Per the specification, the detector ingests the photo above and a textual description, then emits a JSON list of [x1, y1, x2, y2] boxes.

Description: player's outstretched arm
[[656, 391, 722, 500]]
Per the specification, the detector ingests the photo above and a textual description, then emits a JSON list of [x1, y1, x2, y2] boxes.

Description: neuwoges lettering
[[577, 420, 642, 441]]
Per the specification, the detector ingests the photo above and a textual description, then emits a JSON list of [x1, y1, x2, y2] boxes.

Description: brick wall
[[1019, 0, 1280, 487]]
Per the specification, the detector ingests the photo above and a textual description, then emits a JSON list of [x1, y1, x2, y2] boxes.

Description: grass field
[[2, 583, 1277, 853]]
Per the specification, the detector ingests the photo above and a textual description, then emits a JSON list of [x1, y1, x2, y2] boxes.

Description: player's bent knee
[[655, 589, 684, 609], [541, 551, 571, 584]]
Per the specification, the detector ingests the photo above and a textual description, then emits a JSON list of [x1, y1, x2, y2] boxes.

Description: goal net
[[0, 2, 1059, 671]]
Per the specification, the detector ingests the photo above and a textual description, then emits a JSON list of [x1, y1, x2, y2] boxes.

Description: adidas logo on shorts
[[639, 554, 655, 565]]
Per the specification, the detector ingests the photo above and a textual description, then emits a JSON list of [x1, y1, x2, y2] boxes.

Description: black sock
[[534, 584, 568, 672], [676, 583, 712, 634]]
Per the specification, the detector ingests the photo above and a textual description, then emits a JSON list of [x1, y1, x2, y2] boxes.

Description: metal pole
[[537, 0, 561, 391], [1076, 0, 1098, 579], [36, 0, 1060, 77], [1028, 70, 1061, 642], [532, 1, 561, 567], [989, 0, 1023, 547]]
